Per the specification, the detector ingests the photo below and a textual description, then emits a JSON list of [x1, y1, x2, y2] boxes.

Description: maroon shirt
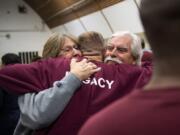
[[79, 87, 180, 135], [0, 57, 152, 135]]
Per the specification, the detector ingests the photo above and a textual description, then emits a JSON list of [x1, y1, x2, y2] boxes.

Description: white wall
[[0, 0, 51, 60], [80, 11, 113, 38], [51, 25, 67, 35], [64, 19, 86, 36], [52, 0, 144, 38], [103, 0, 143, 33]]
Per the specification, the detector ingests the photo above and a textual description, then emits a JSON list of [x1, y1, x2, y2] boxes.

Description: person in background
[[42, 33, 82, 59], [0, 53, 21, 68], [0, 53, 21, 135], [78, 0, 180, 135]]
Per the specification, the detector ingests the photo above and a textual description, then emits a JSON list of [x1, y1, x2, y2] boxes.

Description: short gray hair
[[109, 31, 142, 66]]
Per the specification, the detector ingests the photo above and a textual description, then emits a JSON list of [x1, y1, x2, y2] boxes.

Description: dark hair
[[140, 0, 180, 59], [1, 53, 21, 65]]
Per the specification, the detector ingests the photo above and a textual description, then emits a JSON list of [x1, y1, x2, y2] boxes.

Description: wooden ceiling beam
[[23, 0, 124, 28]]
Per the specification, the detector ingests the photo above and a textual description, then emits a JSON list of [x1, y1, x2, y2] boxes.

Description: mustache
[[104, 56, 122, 64]]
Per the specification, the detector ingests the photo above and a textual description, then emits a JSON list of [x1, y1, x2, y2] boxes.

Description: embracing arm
[[18, 59, 101, 130], [18, 72, 81, 129]]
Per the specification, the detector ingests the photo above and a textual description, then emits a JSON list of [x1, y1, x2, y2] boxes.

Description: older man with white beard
[[104, 31, 143, 66]]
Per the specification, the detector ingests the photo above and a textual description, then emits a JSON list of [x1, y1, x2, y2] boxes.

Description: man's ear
[[132, 57, 137, 65]]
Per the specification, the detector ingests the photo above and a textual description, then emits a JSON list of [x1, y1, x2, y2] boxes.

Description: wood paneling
[[96, 0, 123, 8], [24, 0, 124, 28], [24, 0, 46, 9], [47, 13, 77, 28]]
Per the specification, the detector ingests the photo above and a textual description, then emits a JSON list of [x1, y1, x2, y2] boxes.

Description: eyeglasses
[[61, 45, 80, 53], [106, 45, 128, 53]]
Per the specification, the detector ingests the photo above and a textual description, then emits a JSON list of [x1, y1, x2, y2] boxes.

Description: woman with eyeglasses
[[42, 33, 82, 59]]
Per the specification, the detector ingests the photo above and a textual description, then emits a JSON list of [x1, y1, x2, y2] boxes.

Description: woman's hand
[[70, 58, 101, 81]]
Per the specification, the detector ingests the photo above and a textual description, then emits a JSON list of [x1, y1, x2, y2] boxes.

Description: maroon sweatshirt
[[0, 57, 152, 135], [79, 87, 180, 135]]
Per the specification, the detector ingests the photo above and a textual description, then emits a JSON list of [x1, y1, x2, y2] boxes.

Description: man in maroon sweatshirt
[[78, 0, 180, 135], [0, 31, 152, 135]]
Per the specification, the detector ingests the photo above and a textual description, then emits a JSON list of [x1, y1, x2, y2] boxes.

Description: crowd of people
[[1, 0, 179, 134]]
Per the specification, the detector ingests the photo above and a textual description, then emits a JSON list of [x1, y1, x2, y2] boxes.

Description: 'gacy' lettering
[[66, 72, 114, 90], [83, 77, 114, 89]]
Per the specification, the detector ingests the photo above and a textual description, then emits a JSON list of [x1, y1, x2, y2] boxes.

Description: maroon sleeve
[[0, 58, 70, 95], [141, 51, 153, 64]]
